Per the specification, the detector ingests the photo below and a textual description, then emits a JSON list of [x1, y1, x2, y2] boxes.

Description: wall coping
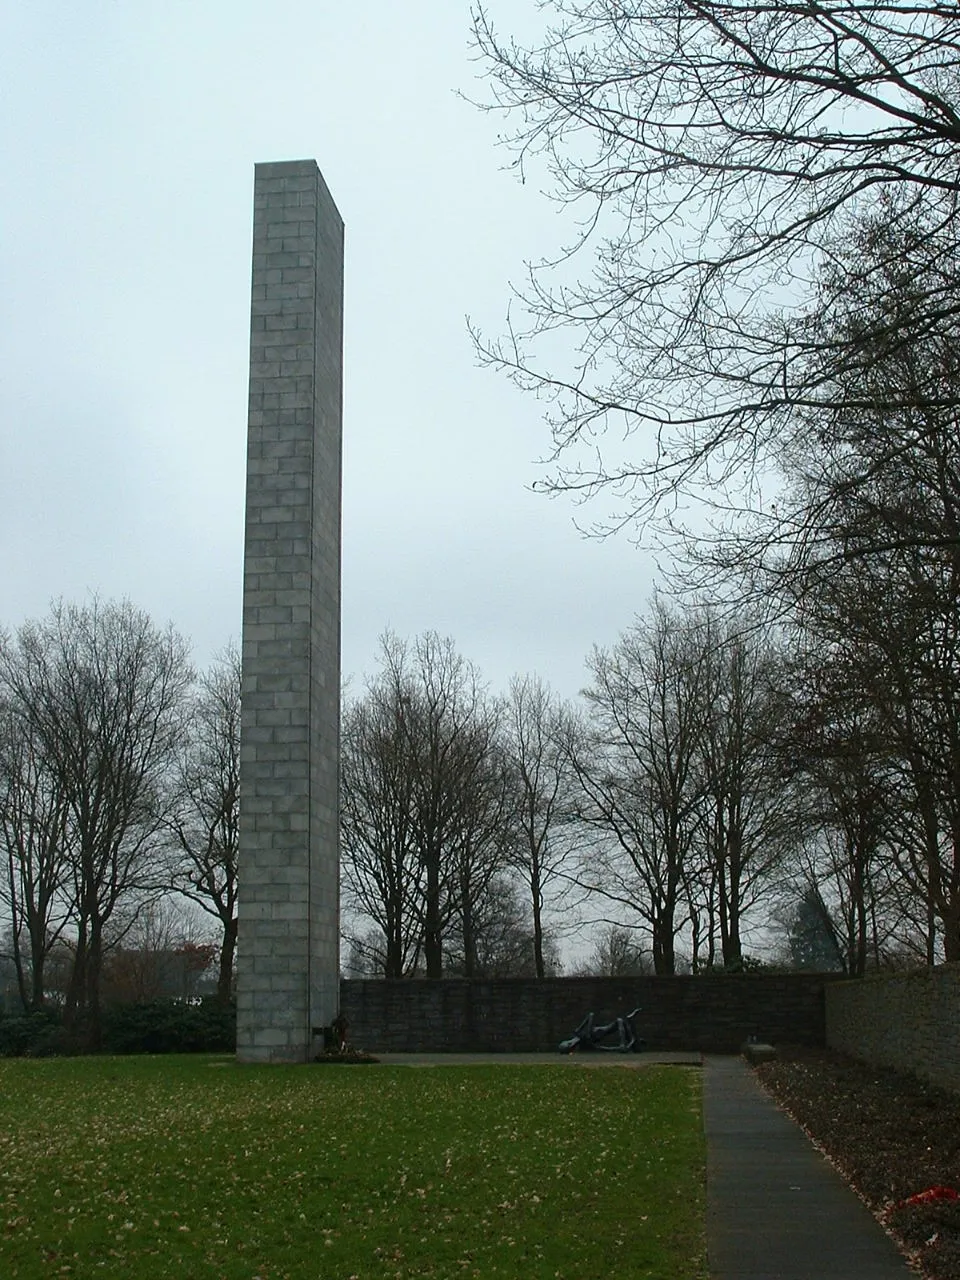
[[827, 962, 959, 989]]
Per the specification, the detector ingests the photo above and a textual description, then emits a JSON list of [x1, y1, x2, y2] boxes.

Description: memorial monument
[[236, 160, 343, 1062]]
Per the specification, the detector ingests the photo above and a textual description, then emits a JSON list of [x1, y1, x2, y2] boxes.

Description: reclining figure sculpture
[[558, 1007, 644, 1054]]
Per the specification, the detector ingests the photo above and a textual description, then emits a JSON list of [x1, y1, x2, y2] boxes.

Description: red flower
[[900, 1186, 960, 1208]]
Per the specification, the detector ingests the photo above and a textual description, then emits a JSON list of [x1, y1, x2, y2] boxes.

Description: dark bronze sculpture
[[559, 1007, 644, 1054]]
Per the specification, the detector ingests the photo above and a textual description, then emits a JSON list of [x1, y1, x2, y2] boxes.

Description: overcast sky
[[1, 1, 657, 703]]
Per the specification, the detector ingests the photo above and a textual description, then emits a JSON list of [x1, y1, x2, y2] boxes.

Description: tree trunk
[[11, 922, 30, 1015], [217, 916, 237, 1002], [852, 856, 868, 978], [652, 915, 675, 975], [531, 880, 545, 980], [945, 829, 960, 962], [28, 937, 45, 1012], [385, 911, 402, 979], [943, 876, 960, 962], [424, 852, 443, 979], [461, 877, 476, 979], [689, 903, 702, 973], [722, 832, 743, 968], [64, 925, 87, 1028], [84, 921, 103, 1051]]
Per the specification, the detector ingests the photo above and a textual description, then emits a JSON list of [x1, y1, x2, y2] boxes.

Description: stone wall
[[826, 965, 960, 1094], [340, 974, 834, 1054]]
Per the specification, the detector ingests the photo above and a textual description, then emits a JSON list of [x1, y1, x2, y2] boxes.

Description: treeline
[[342, 594, 959, 981], [0, 601, 239, 1045], [2, 560, 957, 1040], [341, 634, 571, 981]]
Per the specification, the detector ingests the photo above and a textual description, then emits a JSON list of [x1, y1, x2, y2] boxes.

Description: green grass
[[0, 1057, 705, 1279]]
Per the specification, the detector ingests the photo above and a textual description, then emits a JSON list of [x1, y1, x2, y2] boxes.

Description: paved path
[[703, 1055, 916, 1279], [371, 1050, 916, 1277], [375, 1050, 699, 1067]]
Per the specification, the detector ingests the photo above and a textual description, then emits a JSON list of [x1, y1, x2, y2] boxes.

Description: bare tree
[[782, 647, 895, 975], [575, 602, 708, 974], [471, 3, 960, 542], [580, 923, 653, 978], [783, 457, 960, 960], [342, 926, 393, 978], [719, 214, 960, 604], [446, 872, 562, 977], [340, 670, 424, 978], [340, 633, 510, 978], [886, 664, 960, 962], [391, 635, 512, 978], [692, 613, 797, 968], [724, 212, 960, 963], [500, 674, 581, 977], [445, 724, 514, 979], [169, 646, 240, 1002], [0, 601, 191, 1045], [0, 704, 73, 1010]]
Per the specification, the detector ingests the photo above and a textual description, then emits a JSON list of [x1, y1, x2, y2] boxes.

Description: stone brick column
[[236, 160, 343, 1063]]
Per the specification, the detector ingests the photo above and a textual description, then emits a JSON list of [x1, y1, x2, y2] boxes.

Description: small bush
[[101, 998, 236, 1054], [0, 1009, 70, 1057]]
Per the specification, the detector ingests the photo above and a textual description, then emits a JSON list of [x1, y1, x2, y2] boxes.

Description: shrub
[[0, 1000, 236, 1056], [0, 1009, 70, 1057], [101, 998, 236, 1054]]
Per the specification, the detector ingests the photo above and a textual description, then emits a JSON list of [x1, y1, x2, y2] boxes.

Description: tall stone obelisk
[[237, 160, 343, 1062]]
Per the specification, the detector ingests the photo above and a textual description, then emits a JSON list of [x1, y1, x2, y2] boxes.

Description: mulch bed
[[756, 1048, 960, 1280]]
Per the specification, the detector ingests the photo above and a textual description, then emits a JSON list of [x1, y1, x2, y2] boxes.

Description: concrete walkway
[[375, 1050, 699, 1067], [703, 1055, 916, 1279], [371, 1050, 916, 1277]]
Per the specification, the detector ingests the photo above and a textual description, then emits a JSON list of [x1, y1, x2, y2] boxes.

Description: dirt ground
[[756, 1048, 960, 1280]]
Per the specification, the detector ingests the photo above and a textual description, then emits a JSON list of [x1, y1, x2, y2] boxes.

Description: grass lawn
[[0, 1056, 705, 1279]]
